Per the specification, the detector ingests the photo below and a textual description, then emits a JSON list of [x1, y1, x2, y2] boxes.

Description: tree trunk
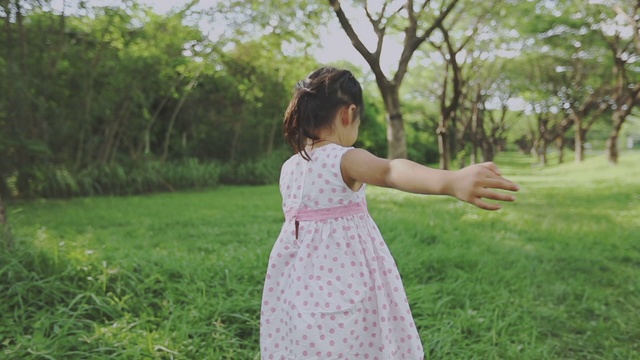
[[450, 117, 458, 168], [109, 129, 124, 164], [161, 75, 199, 163], [435, 24, 463, 170], [482, 143, 495, 162], [606, 113, 624, 164], [145, 93, 172, 155], [379, 83, 407, 159], [76, 56, 100, 168], [470, 88, 483, 165], [605, 86, 638, 164], [108, 100, 133, 164], [605, 37, 640, 164], [606, 134, 619, 165], [437, 121, 450, 170], [575, 127, 586, 162], [145, 74, 186, 155], [0, 193, 13, 250], [471, 140, 479, 164], [1, 0, 15, 197], [556, 136, 565, 164], [540, 143, 548, 166], [161, 95, 188, 163], [100, 98, 130, 164], [0, 173, 10, 200], [387, 114, 407, 160], [75, 13, 119, 168], [535, 111, 553, 167]]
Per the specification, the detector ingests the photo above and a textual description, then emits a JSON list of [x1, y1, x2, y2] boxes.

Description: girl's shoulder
[[313, 143, 354, 159], [281, 153, 302, 172], [281, 144, 354, 172]]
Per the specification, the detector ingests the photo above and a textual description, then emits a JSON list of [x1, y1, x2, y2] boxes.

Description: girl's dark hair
[[283, 67, 364, 160]]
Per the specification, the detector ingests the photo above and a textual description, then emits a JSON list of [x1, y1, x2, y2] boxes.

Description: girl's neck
[[307, 138, 342, 151]]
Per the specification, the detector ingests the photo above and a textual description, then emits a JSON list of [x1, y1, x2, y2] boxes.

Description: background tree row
[[1, 0, 639, 199]]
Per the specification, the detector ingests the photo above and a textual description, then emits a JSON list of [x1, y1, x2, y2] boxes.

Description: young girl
[[260, 67, 519, 360]]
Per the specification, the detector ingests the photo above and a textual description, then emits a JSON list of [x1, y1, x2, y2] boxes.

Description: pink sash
[[285, 201, 368, 239]]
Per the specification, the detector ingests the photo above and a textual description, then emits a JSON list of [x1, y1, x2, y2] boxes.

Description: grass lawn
[[1, 152, 639, 359]]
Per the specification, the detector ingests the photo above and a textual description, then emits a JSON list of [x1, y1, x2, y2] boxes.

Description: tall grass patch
[[29, 158, 223, 198], [23, 150, 291, 199], [2, 187, 283, 359]]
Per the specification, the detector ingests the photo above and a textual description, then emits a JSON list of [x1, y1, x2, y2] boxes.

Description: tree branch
[[328, 0, 385, 78], [613, 2, 640, 54], [440, 23, 463, 116], [416, 0, 460, 44], [420, 0, 431, 13], [456, 3, 493, 53], [394, 0, 460, 84], [364, 0, 389, 57]]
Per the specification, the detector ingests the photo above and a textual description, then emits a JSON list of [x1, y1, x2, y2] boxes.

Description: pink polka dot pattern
[[261, 144, 424, 359]]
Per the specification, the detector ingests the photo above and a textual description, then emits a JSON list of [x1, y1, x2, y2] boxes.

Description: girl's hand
[[448, 162, 520, 211]]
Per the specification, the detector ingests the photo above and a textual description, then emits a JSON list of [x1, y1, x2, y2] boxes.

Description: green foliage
[[2, 0, 639, 200], [407, 121, 441, 165], [215, 0, 331, 45], [0, 2, 319, 198], [355, 96, 388, 157]]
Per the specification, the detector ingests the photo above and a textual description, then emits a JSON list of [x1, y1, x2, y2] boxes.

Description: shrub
[[32, 165, 80, 198], [24, 151, 290, 199], [29, 159, 222, 198], [219, 150, 289, 185], [161, 158, 221, 190]]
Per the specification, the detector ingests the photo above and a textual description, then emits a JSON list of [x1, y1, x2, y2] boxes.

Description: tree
[[540, 19, 611, 162], [328, 0, 460, 159], [603, 0, 640, 164], [428, 0, 500, 168], [0, 0, 229, 196], [479, 81, 518, 163], [540, 0, 632, 163], [429, 22, 465, 169], [0, 0, 48, 197], [513, 52, 574, 166], [522, 0, 640, 164], [567, 91, 610, 162]]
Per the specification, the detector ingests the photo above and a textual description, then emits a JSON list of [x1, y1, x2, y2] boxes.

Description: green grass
[[1, 152, 639, 359]]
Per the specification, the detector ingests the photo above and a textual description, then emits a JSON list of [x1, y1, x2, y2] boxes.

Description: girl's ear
[[341, 104, 358, 126], [339, 105, 350, 127]]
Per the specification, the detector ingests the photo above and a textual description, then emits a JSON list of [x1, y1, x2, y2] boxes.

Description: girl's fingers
[[479, 188, 516, 202], [483, 177, 520, 192], [472, 198, 502, 211], [478, 162, 502, 176], [463, 164, 521, 210]]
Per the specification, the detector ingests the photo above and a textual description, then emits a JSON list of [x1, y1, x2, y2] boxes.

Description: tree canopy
[[1, 0, 639, 199]]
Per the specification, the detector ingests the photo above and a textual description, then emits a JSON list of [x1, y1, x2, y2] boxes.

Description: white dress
[[260, 144, 424, 360]]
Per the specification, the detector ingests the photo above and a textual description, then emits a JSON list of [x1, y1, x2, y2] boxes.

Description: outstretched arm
[[341, 148, 520, 211]]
